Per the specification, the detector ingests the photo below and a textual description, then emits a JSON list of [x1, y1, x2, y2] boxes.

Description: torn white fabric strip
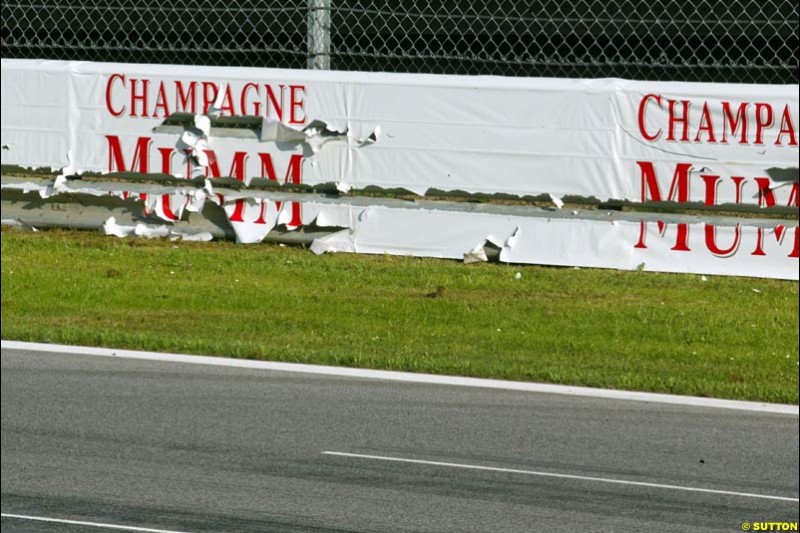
[[1, 181, 50, 194], [2, 178, 115, 199], [134, 222, 171, 238], [172, 230, 213, 242], [309, 229, 356, 255], [463, 245, 488, 264], [102, 216, 174, 239], [548, 194, 565, 210], [103, 216, 135, 237]]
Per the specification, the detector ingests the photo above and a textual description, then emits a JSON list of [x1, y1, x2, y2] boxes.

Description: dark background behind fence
[[1, 0, 797, 84]]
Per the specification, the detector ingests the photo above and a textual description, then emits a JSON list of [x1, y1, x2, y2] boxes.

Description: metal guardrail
[[3, 173, 795, 233], [3, 173, 797, 278]]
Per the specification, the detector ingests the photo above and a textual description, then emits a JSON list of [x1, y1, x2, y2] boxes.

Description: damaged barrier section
[[1, 59, 798, 279], [2, 174, 797, 280]]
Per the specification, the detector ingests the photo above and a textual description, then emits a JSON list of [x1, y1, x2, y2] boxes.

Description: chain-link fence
[[2, 0, 796, 84]]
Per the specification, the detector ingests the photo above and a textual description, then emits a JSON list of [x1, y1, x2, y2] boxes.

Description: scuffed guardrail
[[2, 173, 797, 279]]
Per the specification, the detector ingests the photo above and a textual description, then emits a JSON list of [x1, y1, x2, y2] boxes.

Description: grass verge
[[1, 227, 797, 403]]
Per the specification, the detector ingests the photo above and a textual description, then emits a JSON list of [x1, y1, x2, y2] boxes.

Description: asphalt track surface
[[2, 347, 798, 532]]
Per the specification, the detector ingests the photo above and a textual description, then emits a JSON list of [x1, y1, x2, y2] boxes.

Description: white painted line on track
[[0, 513, 196, 533], [322, 451, 800, 502], [2, 340, 798, 415]]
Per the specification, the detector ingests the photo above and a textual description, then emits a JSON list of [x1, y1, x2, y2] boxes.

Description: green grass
[[1, 228, 798, 403]]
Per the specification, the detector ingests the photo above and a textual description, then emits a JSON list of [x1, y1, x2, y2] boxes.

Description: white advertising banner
[[1, 59, 797, 206], [1, 59, 797, 279]]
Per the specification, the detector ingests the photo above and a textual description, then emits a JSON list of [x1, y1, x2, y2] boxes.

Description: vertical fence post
[[307, 0, 331, 69]]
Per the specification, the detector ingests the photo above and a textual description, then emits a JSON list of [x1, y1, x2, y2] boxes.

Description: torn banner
[[2, 59, 797, 206]]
